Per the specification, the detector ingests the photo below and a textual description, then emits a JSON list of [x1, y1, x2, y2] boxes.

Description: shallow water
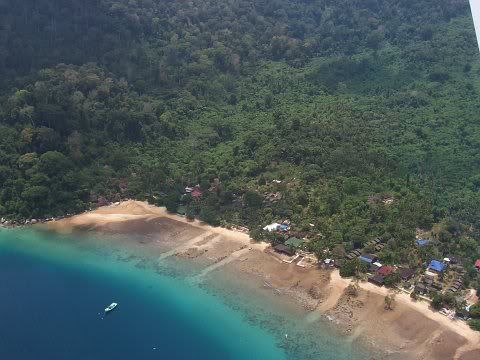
[[0, 228, 373, 359]]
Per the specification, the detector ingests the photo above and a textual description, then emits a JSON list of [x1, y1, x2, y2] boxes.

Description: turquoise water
[[0, 228, 373, 359]]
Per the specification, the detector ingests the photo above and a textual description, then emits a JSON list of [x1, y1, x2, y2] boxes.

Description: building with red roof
[[475, 259, 480, 270], [191, 186, 202, 199], [378, 266, 395, 277]]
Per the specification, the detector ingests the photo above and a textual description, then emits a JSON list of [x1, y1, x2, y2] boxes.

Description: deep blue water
[[0, 229, 373, 360], [0, 245, 233, 359]]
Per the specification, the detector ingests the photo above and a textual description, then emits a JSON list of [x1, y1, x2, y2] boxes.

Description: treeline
[[0, 0, 470, 91]]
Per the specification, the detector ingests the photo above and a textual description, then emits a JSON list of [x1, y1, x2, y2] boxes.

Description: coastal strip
[[41, 200, 480, 359]]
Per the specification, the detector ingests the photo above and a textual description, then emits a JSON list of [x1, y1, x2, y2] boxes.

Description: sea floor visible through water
[[0, 228, 375, 359]]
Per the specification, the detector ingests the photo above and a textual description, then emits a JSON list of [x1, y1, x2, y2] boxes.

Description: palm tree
[[384, 293, 396, 310]]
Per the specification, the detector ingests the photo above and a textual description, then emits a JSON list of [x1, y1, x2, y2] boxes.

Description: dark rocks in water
[[309, 285, 323, 300]]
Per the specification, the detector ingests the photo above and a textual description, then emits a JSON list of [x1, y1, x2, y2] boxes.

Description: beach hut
[[273, 244, 295, 257], [368, 274, 385, 286], [453, 280, 463, 288]]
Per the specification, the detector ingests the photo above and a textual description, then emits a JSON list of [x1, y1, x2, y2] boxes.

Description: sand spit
[[42, 200, 480, 359]]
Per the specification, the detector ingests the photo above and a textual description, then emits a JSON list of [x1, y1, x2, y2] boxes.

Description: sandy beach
[[42, 200, 480, 359]]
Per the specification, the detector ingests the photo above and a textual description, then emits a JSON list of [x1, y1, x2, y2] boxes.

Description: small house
[[374, 243, 385, 251], [428, 260, 445, 273], [399, 268, 415, 281], [368, 274, 385, 286], [273, 244, 295, 257], [359, 254, 377, 264], [414, 284, 427, 294], [432, 282, 443, 290], [369, 262, 382, 273], [446, 255, 460, 265], [378, 266, 395, 277]]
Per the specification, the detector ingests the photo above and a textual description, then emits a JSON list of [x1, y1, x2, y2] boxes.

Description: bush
[[469, 303, 480, 319], [468, 319, 480, 331], [340, 259, 358, 277], [165, 193, 180, 213], [199, 206, 220, 226], [244, 191, 263, 209], [186, 205, 196, 220], [431, 293, 443, 310], [384, 273, 401, 287]]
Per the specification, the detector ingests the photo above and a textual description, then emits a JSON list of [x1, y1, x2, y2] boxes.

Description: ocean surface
[[0, 228, 374, 360]]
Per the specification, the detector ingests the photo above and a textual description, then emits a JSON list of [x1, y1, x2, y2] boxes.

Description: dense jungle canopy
[[1, 0, 480, 273]]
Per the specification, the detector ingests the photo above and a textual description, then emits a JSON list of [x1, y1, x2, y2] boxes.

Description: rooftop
[[428, 260, 445, 272], [368, 274, 385, 285], [359, 254, 376, 263], [273, 244, 295, 256], [416, 239, 430, 246], [378, 265, 394, 276], [285, 237, 304, 248], [399, 268, 415, 280]]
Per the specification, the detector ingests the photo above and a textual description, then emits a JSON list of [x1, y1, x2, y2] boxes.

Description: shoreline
[[39, 200, 480, 359], [322, 270, 480, 359]]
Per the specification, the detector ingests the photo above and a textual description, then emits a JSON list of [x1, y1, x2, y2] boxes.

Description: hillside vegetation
[[1, 0, 480, 276]]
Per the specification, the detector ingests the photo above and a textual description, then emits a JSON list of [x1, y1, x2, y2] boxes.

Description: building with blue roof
[[359, 254, 377, 264], [428, 260, 445, 273], [416, 239, 430, 246]]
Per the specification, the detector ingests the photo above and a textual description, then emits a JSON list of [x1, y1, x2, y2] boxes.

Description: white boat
[[104, 302, 118, 313]]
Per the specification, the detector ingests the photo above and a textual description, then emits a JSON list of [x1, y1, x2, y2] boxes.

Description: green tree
[[431, 294, 443, 310], [244, 191, 263, 209]]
